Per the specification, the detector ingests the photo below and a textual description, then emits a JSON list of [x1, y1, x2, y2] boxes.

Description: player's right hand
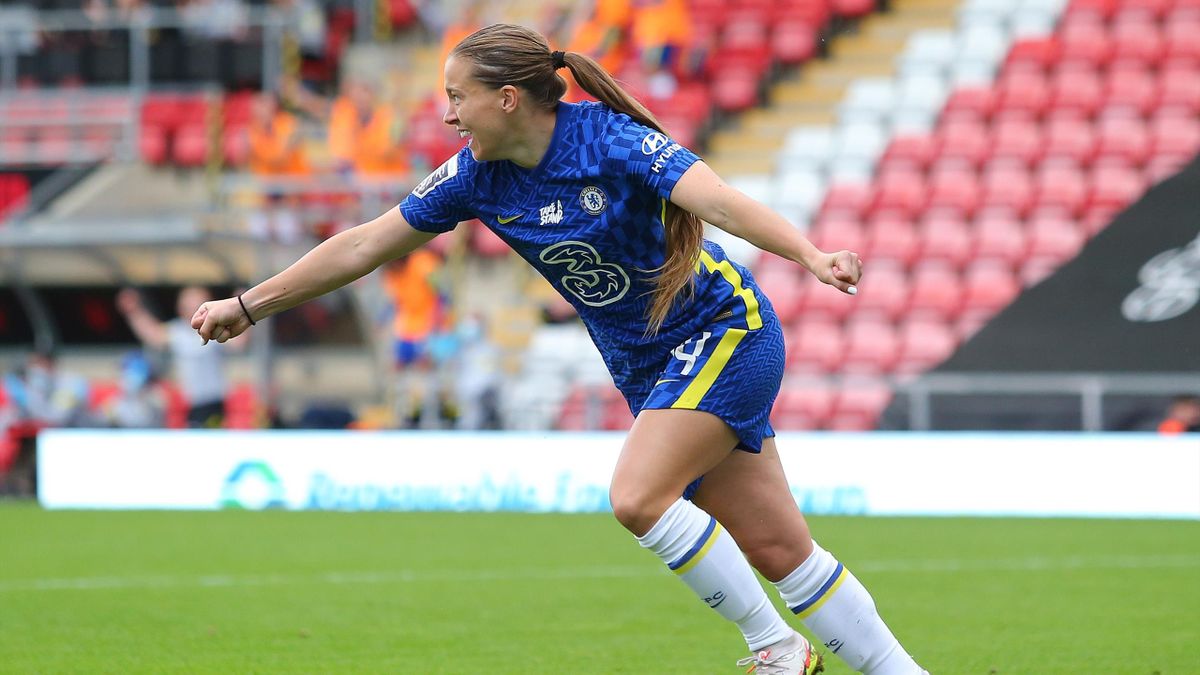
[[191, 297, 253, 345]]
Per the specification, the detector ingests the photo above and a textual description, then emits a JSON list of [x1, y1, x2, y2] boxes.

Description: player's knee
[[608, 484, 671, 536]]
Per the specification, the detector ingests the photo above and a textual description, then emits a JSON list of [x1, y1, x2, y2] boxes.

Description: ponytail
[[562, 51, 704, 336], [453, 24, 704, 335]]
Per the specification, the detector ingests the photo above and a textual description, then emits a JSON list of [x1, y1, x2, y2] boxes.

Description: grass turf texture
[[2, 505, 1197, 674]]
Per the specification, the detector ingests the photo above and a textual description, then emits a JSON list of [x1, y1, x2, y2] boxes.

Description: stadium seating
[[763, 0, 1200, 431]]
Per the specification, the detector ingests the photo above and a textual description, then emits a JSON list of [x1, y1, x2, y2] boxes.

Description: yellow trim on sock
[[673, 522, 723, 576], [794, 567, 848, 619]]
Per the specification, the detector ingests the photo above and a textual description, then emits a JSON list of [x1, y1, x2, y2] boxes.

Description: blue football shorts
[[635, 302, 786, 497]]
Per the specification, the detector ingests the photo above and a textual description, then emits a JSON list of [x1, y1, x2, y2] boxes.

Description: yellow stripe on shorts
[[697, 250, 762, 330], [672, 328, 747, 410]]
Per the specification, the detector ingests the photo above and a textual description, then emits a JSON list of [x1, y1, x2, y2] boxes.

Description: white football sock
[[773, 541, 924, 674], [637, 498, 793, 651]]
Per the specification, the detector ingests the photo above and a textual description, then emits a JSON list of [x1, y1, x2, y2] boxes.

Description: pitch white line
[[1, 555, 1197, 593]]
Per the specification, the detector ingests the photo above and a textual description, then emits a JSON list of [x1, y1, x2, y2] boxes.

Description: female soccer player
[[193, 24, 927, 675]]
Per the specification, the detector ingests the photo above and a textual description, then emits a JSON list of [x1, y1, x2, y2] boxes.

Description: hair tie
[[550, 50, 567, 70]]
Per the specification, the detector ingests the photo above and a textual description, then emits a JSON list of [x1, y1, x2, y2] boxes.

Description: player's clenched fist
[[191, 297, 253, 345], [815, 249, 863, 295]]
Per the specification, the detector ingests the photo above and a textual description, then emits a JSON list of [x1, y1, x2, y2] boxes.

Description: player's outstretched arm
[[192, 207, 435, 344], [669, 161, 861, 294]]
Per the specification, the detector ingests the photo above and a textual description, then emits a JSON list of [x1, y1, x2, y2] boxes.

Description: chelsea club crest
[[579, 186, 607, 216]]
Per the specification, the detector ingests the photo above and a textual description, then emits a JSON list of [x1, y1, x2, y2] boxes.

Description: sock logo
[[824, 638, 844, 654], [703, 590, 727, 609]]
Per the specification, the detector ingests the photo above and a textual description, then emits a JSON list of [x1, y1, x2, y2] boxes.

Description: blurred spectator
[[117, 286, 235, 428], [630, 0, 692, 98], [97, 351, 167, 429], [381, 249, 446, 427], [246, 91, 309, 244], [451, 312, 501, 430], [248, 92, 311, 177], [382, 249, 444, 370], [326, 80, 409, 176], [272, 0, 327, 61], [438, 0, 487, 90], [569, 0, 632, 73], [1, 350, 90, 429], [1158, 394, 1200, 434], [181, 0, 249, 41]]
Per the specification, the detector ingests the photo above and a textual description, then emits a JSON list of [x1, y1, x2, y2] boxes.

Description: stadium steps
[[703, 0, 959, 179]]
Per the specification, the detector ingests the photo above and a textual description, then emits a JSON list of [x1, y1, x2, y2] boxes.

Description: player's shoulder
[[410, 145, 477, 200]]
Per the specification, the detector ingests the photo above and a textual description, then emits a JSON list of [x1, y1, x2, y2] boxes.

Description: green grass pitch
[[2, 504, 1197, 674]]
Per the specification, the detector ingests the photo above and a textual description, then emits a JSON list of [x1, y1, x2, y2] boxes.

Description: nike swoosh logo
[[655, 379, 679, 386], [496, 213, 521, 224]]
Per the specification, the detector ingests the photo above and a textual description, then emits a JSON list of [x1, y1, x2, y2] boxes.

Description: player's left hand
[[815, 250, 863, 295]]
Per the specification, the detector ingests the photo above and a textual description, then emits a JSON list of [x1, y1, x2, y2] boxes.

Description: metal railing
[[897, 372, 1200, 431]]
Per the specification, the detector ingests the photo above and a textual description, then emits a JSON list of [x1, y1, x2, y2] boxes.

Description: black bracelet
[[237, 294, 257, 326]]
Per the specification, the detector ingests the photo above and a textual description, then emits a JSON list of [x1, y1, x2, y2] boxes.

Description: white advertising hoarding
[[36, 430, 1200, 518]]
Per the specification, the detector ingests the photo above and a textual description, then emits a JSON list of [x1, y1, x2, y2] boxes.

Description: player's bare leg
[[694, 438, 927, 675], [610, 409, 818, 671]]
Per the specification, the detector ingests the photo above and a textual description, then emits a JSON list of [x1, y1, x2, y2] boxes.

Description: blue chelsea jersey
[[398, 101, 770, 398]]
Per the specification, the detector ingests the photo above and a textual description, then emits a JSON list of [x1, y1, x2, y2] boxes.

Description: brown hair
[[451, 24, 704, 335]]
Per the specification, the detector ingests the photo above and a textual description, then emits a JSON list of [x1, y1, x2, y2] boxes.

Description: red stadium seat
[[1088, 164, 1146, 211], [138, 124, 168, 165], [1065, 0, 1118, 20], [1111, 19, 1165, 67], [925, 167, 981, 218], [772, 20, 819, 65], [1041, 116, 1097, 167], [808, 213, 866, 253], [756, 269, 804, 317], [990, 118, 1043, 168], [1158, 68, 1200, 113], [224, 383, 262, 429], [942, 87, 997, 122], [799, 276, 856, 322], [831, 0, 875, 19], [832, 384, 892, 425], [222, 125, 249, 167], [842, 318, 900, 374], [1095, 116, 1151, 167], [896, 317, 958, 374], [1103, 67, 1159, 118], [908, 261, 964, 319], [917, 214, 974, 269], [852, 259, 910, 320], [880, 133, 937, 171], [863, 213, 920, 268], [1020, 255, 1064, 288], [172, 124, 209, 167], [871, 169, 926, 218], [972, 212, 1028, 265], [771, 384, 836, 430], [1056, 20, 1113, 70], [995, 70, 1052, 117], [1163, 18, 1200, 64], [787, 318, 845, 373], [937, 119, 990, 168], [1050, 67, 1104, 117], [1027, 212, 1087, 262], [1034, 164, 1089, 216], [980, 164, 1035, 217], [819, 183, 874, 220], [963, 259, 1020, 313], [1004, 37, 1061, 72]]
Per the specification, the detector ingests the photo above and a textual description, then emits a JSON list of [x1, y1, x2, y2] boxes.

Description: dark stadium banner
[[946, 154, 1200, 373], [882, 153, 1200, 430]]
